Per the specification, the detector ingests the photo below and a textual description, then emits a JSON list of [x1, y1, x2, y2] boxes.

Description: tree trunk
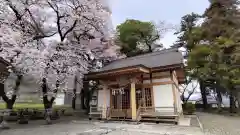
[[0, 83, 5, 124], [181, 94, 185, 103], [72, 76, 77, 110], [0, 75, 22, 128], [147, 44, 152, 52], [41, 78, 58, 124], [216, 89, 222, 111], [229, 91, 236, 113], [42, 78, 51, 124], [200, 80, 208, 110], [72, 94, 76, 110], [43, 98, 53, 124], [82, 79, 89, 110], [86, 91, 90, 113], [237, 92, 240, 109], [81, 89, 85, 109], [216, 81, 222, 111]]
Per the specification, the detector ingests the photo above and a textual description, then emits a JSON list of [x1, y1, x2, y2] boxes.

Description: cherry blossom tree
[[36, 0, 115, 123], [0, 0, 50, 127], [0, 0, 116, 125], [0, 0, 49, 109]]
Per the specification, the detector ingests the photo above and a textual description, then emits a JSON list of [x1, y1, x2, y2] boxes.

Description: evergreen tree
[[174, 13, 210, 109], [186, 0, 240, 112], [176, 0, 240, 111]]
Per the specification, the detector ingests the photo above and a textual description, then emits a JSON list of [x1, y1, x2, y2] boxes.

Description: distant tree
[[115, 19, 172, 57], [177, 0, 240, 112], [174, 13, 201, 52], [173, 13, 212, 109], [199, 0, 240, 113], [180, 76, 198, 103]]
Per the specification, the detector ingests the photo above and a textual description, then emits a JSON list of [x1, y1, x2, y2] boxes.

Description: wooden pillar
[[130, 79, 137, 120], [102, 83, 107, 119], [171, 71, 177, 114]]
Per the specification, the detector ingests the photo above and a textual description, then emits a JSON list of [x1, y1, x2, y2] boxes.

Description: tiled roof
[[92, 48, 184, 73]]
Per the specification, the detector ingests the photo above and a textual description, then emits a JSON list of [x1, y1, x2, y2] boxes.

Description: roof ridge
[[109, 47, 179, 64]]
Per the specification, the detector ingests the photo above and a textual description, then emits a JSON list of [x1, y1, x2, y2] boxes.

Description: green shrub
[[183, 102, 196, 115]]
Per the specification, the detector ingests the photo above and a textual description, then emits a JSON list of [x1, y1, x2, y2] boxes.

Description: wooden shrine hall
[[85, 48, 185, 124]]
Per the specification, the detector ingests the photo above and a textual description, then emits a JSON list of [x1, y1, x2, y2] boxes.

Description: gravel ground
[[0, 119, 204, 135], [197, 112, 240, 135]]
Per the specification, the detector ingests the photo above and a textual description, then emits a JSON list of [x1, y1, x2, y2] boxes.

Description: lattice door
[[144, 87, 152, 107], [112, 88, 130, 109]]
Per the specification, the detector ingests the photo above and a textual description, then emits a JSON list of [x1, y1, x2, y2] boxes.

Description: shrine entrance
[[110, 84, 132, 119], [136, 86, 153, 109], [109, 84, 153, 119]]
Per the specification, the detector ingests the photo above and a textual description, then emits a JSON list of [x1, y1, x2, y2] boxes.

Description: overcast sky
[[111, 0, 209, 48]]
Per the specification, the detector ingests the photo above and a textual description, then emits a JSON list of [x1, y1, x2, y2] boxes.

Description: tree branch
[[47, 1, 64, 41], [33, 32, 58, 40], [82, 16, 104, 35], [62, 20, 77, 41], [185, 83, 198, 102], [5, 0, 23, 21]]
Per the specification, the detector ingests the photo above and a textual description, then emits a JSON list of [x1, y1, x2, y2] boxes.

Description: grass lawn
[[0, 103, 71, 110]]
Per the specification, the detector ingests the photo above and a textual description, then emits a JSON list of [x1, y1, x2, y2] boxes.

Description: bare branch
[[47, 1, 64, 41], [25, 8, 45, 35], [62, 20, 77, 40], [185, 83, 198, 102], [82, 16, 104, 35], [5, 0, 23, 20], [33, 32, 58, 40]]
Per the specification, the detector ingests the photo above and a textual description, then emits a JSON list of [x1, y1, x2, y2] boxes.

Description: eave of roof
[[86, 65, 150, 80]]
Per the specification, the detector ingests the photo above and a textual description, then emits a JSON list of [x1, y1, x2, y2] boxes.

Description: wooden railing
[[106, 107, 112, 120], [89, 105, 178, 120], [89, 106, 103, 119], [138, 105, 178, 116], [136, 107, 141, 122]]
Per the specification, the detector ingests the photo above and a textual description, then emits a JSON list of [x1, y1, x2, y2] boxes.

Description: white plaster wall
[[97, 89, 110, 108], [153, 84, 174, 113]]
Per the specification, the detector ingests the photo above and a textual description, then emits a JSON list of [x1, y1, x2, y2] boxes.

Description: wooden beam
[[143, 75, 170, 80], [151, 64, 183, 72], [101, 82, 107, 119], [171, 84, 177, 114], [86, 65, 150, 80], [139, 67, 150, 73], [150, 86, 155, 109], [130, 79, 137, 120], [152, 81, 174, 86], [142, 81, 174, 87]]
